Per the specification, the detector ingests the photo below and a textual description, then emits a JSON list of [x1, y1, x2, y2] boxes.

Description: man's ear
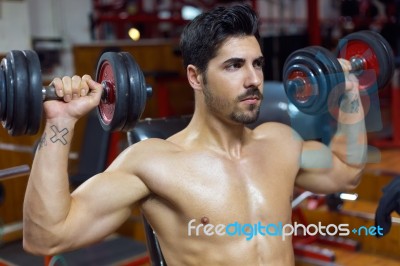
[[187, 64, 203, 91]]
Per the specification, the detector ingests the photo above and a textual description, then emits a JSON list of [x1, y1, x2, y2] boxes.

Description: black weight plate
[[309, 46, 345, 88], [119, 52, 147, 131], [283, 50, 321, 110], [23, 50, 43, 135], [96, 52, 129, 131], [8, 51, 29, 135], [0, 63, 6, 121], [119, 52, 145, 131], [283, 47, 329, 114], [308, 46, 346, 113], [361, 30, 395, 90], [336, 30, 394, 93], [1, 57, 14, 131]]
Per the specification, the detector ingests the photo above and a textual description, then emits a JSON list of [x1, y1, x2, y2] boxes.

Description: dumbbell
[[282, 30, 394, 115], [0, 50, 152, 136]]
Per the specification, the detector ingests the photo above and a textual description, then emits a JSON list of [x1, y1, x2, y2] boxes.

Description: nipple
[[201, 216, 209, 225]]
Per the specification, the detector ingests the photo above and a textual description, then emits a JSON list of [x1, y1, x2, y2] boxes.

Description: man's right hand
[[43, 74, 103, 123]]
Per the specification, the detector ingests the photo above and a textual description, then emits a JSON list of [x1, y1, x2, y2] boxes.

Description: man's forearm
[[23, 119, 75, 254], [330, 88, 368, 169], [330, 122, 367, 167]]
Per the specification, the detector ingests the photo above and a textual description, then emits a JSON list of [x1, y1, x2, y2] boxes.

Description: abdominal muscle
[[158, 226, 295, 266]]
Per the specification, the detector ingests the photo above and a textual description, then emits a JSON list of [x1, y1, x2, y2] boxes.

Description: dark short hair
[[180, 4, 260, 74]]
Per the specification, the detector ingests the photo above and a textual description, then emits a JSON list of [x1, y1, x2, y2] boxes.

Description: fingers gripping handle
[[43, 82, 152, 103], [42, 83, 108, 102]]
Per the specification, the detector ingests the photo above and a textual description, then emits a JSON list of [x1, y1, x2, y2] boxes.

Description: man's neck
[[185, 109, 251, 159]]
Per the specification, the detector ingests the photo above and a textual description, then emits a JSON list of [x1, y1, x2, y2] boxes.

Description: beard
[[203, 85, 263, 124]]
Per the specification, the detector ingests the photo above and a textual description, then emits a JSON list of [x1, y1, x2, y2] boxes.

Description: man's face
[[201, 36, 264, 124]]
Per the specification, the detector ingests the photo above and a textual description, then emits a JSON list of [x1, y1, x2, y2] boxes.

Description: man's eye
[[254, 60, 264, 69], [227, 63, 241, 70]]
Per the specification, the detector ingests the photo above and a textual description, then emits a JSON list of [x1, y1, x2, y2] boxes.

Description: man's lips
[[240, 96, 260, 103]]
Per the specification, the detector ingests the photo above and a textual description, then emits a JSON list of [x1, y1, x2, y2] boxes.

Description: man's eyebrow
[[222, 57, 245, 65], [254, 56, 265, 64], [222, 56, 264, 65]]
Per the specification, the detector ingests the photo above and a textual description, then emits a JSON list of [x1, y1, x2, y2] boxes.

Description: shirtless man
[[23, 4, 367, 266]]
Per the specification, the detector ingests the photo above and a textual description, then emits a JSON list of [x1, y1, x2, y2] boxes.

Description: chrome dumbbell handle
[[349, 56, 367, 76]]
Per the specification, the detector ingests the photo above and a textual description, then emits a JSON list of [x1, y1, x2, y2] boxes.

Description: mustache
[[237, 87, 263, 102]]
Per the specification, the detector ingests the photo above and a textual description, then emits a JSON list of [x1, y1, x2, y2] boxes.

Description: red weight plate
[[97, 61, 115, 126], [287, 71, 314, 103], [337, 31, 394, 93], [338, 39, 378, 92], [96, 52, 129, 131], [361, 30, 394, 90]]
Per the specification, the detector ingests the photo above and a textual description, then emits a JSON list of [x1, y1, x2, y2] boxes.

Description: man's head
[[180, 4, 260, 76], [180, 4, 264, 125]]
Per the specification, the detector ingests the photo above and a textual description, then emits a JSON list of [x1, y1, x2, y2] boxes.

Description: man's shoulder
[[116, 137, 184, 177], [252, 122, 302, 141], [127, 137, 182, 155]]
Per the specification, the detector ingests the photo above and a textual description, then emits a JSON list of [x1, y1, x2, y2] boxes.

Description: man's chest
[[145, 151, 298, 224]]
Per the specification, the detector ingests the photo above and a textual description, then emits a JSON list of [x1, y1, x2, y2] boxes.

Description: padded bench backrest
[[128, 116, 192, 143], [69, 110, 111, 187]]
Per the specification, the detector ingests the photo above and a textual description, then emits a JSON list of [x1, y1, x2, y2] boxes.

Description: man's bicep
[[300, 140, 334, 170], [72, 170, 150, 215], [296, 140, 344, 193]]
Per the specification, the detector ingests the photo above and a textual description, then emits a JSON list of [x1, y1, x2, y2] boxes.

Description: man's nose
[[244, 66, 262, 89]]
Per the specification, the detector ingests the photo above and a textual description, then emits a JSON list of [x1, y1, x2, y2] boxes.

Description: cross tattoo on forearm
[[50, 125, 69, 145]]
